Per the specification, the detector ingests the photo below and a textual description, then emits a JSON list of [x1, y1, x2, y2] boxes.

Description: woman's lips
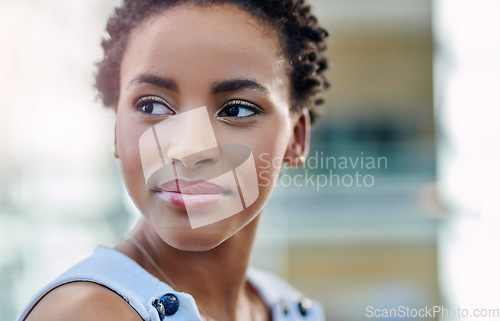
[[156, 179, 228, 210]]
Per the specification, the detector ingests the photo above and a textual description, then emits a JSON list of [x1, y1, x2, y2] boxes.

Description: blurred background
[[0, 0, 498, 320]]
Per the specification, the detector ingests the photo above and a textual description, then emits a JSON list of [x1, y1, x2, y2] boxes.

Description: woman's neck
[[116, 215, 263, 321]]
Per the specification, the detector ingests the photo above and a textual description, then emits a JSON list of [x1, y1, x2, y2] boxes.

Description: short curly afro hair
[[95, 0, 329, 123]]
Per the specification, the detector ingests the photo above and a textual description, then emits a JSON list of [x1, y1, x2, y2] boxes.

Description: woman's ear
[[114, 124, 119, 159], [284, 108, 311, 168]]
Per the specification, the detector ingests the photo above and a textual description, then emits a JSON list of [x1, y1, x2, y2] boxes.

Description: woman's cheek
[[116, 120, 148, 197], [253, 138, 288, 194], [257, 125, 291, 188]]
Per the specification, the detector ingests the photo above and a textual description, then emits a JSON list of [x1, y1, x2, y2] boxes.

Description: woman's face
[[115, 4, 306, 251]]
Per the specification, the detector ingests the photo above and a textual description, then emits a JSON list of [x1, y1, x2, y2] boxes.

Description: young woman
[[17, 0, 328, 320]]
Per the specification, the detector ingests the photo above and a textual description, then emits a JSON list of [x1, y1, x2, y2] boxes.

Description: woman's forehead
[[119, 4, 286, 91]]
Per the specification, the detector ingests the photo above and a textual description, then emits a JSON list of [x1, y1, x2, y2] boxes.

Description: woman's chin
[[142, 193, 267, 252], [154, 222, 239, 252]]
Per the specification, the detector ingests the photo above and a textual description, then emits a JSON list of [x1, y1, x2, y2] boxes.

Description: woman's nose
[[168, 146, 220, 170], [155, 106, 220, 170]]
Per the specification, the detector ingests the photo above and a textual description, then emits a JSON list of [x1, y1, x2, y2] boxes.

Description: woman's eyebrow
[[211, 79, 270, 96], [127, 73, 179, 92]]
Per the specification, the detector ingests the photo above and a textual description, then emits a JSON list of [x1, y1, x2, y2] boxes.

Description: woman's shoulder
[[247, 267, 325, 320], [17, 246, 162, 321], [25, 282, 142, 321]]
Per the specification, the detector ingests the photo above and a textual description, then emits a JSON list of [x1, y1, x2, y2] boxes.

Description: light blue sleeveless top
[[16, 246, 325, 321]]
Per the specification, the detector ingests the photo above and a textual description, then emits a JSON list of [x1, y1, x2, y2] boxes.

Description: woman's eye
[[222, 106, 255, 117], [218, 100, 260, 118], [135, 97, 173, 115], [140, 102, 168, 115]]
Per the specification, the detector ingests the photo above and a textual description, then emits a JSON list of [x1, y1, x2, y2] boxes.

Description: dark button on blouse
[[298, 297, 312, 316], [152, 293, 180, 320]]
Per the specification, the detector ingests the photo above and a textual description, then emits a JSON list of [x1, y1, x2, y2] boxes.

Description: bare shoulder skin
[[25, 282, 141, 321]]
